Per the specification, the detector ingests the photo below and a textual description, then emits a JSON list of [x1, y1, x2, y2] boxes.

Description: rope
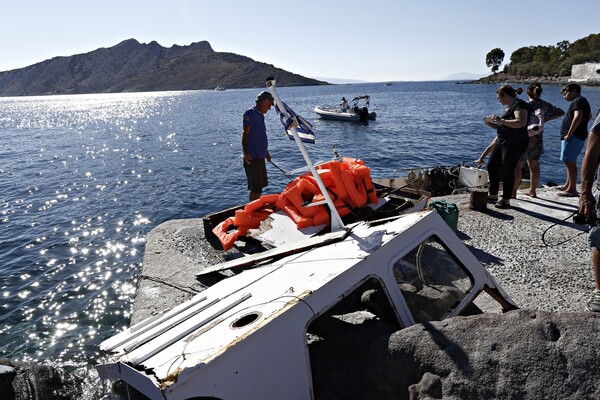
[[138, 275, 201, 295], [541, 211, 589, 247], [268, 159, 293, 181]]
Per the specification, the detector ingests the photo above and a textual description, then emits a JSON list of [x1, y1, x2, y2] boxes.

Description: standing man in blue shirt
[[242, 91, 274, 201], [557, 83, 591, 196]]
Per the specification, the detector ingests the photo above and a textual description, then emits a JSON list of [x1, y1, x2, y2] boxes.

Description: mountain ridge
[[0, 39, 328, 96]]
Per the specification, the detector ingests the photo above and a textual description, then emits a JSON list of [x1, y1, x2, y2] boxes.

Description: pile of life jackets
[[213, 157, 379, 251]]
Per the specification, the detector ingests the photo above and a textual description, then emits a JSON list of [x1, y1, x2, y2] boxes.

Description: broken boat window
[[391, 236, 474, 323], [306, 277, 402, 400], [460, 287, 508, 316]]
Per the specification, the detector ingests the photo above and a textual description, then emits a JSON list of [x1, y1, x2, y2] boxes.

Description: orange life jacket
[[212, 159, 380, 249]]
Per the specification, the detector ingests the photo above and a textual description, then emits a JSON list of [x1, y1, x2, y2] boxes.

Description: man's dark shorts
[[244, 158, 268, 193]]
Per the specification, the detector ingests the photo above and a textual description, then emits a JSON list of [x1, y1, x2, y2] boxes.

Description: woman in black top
[[483, 85, 530, 208]]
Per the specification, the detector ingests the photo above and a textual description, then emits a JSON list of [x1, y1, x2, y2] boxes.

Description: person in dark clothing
[[513, 83, 565, 198], [482, 85, 529, 209], [556, 83, 592, 197]]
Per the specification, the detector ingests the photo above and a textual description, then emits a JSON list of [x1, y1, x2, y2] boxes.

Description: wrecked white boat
[[97, 210, 517, 399], [95, 79, 517, 400]]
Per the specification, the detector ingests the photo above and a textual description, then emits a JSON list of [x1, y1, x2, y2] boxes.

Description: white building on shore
[[570, 63, 600, 82]]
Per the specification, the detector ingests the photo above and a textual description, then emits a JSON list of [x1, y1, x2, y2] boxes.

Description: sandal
[[524, 192, 537, 198], [556, 191, 578, 197]]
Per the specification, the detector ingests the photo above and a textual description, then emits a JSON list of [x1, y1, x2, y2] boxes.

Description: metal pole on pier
[[266, 78, 345, 232]]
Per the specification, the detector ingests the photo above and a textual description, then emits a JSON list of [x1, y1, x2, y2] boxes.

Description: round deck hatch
[[230, 311, 262, 329]]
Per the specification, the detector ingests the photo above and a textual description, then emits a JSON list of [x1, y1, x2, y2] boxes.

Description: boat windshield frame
[[350, 95, 370, 108]]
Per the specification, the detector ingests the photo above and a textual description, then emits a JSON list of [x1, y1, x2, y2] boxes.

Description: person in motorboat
[[340, 97, 348, 112], [242, 91, 275, 201]]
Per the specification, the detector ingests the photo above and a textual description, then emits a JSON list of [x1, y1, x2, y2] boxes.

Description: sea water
[[1, 81, 600, 366]]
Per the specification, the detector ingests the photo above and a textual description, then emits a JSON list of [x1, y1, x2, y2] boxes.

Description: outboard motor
[[357, 107, 369, 122]]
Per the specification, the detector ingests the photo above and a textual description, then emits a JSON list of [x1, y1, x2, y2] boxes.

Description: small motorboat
[[314, 95, 376, 122]]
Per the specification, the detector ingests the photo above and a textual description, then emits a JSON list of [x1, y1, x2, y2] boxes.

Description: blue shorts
[[560, 136, 585, 162], [588, 190, 600, 248]]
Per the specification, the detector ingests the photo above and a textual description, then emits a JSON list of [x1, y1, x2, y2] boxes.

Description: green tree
[[571, 39, 590, 55], [510, 47, 535, 64], [486, 48, 505, 74], [587, 34, 600, 52], [533, 46, 550, 64], [548, 45, 561, 64], [556, 40, 570, 60]]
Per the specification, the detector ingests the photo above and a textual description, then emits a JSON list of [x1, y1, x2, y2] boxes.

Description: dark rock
[[408, 372, 443, 399], [0, 365, 16, 390], [363, 309, 600, 399], [0, 360, 85, 400], [0, 39, 328, 96], [0, 364, 17, 400]]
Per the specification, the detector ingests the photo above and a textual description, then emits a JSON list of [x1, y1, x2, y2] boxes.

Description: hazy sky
[[1, 1, 598, 82]]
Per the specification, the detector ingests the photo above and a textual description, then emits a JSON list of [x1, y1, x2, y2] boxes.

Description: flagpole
[[266, 78, 345, 232]]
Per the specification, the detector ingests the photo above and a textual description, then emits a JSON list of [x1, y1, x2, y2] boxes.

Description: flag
[[274, 101, 315, 144]]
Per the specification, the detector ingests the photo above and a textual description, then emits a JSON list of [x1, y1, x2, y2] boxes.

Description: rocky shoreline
[[469, 72, 600, 87]]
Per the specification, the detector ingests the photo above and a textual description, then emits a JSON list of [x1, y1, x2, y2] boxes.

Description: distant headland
[[473, 33, 600, 87], [0, 39, 328, 96]]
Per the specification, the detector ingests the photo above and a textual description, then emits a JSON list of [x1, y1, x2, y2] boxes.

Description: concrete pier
[[131, 187, 593, 324]]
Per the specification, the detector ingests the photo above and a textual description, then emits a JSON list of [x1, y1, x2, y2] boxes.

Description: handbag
[[527, 108, 545, 137]]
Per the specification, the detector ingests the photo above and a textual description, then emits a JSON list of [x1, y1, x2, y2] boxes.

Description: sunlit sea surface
[[2, 81, 600, 367]]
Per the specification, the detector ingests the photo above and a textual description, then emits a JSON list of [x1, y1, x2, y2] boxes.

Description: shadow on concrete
[[456, 230, 504, 266], [517, 197, 579, 213], [465, 243, 505, 266], [470, 208, 515, 221], [510, 205, 586, 232], [456, 231, 471, 241]]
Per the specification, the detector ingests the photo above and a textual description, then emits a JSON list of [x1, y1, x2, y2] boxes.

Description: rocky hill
[[0, 39, 327, 96]]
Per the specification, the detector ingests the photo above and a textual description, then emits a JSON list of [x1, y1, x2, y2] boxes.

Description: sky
[[1, 1, 599, 82]]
